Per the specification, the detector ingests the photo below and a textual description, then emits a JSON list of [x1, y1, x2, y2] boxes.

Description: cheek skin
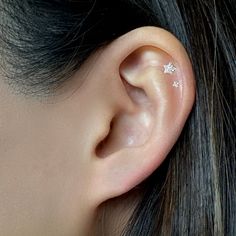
[[0, 87, 94, 235]]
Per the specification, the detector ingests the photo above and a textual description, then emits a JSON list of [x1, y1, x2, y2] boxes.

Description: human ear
[[85, 27, 195, 205]]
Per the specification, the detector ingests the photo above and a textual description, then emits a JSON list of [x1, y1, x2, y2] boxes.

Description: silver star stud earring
[[172, 81, 181, 88], [163, 62, 176, 74]]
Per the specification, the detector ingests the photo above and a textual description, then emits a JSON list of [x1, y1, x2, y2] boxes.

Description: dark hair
[[1, 0, 235, 235], [0, 0, 149, 96]]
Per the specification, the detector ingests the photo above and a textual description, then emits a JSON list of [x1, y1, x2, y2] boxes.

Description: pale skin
[[0, 27, 196, 236]]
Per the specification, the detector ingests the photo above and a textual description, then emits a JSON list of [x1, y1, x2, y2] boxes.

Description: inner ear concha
[[96, 109, 153, 158]]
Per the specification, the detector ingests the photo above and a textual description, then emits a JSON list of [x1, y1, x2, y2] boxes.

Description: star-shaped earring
[[163, 62, 176, 74], [172, 81, 181, 88]]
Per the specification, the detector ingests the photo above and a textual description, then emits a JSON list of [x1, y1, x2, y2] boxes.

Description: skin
[[0, 27, 195, 236]]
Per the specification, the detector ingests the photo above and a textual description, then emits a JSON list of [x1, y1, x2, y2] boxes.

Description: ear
[[88, 27, 195, 205]]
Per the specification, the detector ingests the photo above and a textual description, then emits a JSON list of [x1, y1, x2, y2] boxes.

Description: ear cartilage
[[172, 81, 181, 88], [163, 62, 176, 74]]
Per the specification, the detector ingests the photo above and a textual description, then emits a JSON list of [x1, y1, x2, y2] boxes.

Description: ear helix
[[120, 47, 182, 92], [120, 46, 183, 124]]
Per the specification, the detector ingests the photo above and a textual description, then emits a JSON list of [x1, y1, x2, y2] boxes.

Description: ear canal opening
[[95, 118, 115, 158]]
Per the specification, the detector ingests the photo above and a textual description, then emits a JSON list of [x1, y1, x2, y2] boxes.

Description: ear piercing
[[172, 81, 181, 88], [163, 62, 181, 89], [163, 62, 176, 74]]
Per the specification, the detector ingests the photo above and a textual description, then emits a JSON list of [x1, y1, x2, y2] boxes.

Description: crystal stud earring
[[163, 62, 176, 74], [172, 81, 181, 88]]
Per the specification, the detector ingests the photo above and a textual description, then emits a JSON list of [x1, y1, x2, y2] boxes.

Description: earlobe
[[89, 27, 195, 205]]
